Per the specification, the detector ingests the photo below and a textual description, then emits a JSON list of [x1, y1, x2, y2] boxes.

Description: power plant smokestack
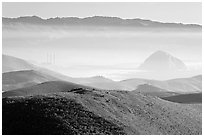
[[46, 52, 55, 64]]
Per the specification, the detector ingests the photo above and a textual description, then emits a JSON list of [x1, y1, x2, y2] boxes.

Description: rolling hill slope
[[134, 84, 179, 97], [3, 89, 202, 135], [161, 93, 202, 104], [120, 75, 202, 93], [2, 81, 91, 98], [2, 70, 59, 91], [3, 54, 35, 73], [2, 54, 202, 93], [74, 76, 129, 90], [2, 54, 126, 91]]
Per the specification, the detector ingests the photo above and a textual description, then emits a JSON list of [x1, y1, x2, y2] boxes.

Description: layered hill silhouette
[[3, 90, 202, 134], [74, 76, 128, 90], [138, 50, 187, 71], [2, 54, 202, 93], [134, 84, 202, 103], [134, 84, 179, 97], [3, 55, 35, 73], [2, 53, 202, 134], [2, 54, 125, 91], [2, 16, 201, 29], [162, 93, 202, 104], [2, 54, 77, 90], [2, 70, 59, 91], [120, 75, 202, 93], [2, 81, 92, 98]]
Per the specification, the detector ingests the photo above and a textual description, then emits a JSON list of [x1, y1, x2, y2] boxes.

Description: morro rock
[[138, 50, 187, 71]]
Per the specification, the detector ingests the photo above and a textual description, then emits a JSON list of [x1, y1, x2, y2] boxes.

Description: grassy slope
[[3, 95, 125, 135], [2, 89, 202, 135]]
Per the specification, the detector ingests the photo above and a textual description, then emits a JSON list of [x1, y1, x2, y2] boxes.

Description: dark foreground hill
[[3, 95, 125, 135], [2, 89, 202, 135], [162, 93, 202, 103]]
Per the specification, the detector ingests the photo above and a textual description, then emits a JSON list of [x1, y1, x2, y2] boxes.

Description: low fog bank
[[3, 24, 201, 80]]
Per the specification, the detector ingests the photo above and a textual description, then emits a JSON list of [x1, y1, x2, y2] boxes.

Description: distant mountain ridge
[[2, 16, 201, 28]]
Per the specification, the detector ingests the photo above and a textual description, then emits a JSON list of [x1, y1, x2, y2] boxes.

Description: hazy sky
[[3, 2, 202, 24]]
